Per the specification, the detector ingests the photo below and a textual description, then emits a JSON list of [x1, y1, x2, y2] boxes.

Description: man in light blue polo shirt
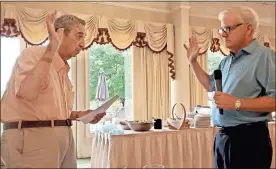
[[184, 6, 275, 169]]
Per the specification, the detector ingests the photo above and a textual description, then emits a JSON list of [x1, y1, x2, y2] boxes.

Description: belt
[[215, 121, 267, 129], [3, 119, 72, 131], [216, 121, 268, 133]]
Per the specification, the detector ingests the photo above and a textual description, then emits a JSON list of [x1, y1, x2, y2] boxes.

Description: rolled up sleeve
[[257, 50, 275, 98]]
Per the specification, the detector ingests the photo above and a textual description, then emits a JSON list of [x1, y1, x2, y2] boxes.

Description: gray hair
[[54, 14, 86, 34], [218, 6, 259, 34]]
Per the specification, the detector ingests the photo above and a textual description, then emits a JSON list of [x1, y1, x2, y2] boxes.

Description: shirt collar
[[53, 52, 70, 73], [229, 39, 259, 57], [242, 39, 258, 54]]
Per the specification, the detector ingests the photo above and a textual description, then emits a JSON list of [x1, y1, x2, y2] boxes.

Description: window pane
[[42, 40, 49, 46], [207, 50, 224, 74], [124, 47, 133, 120], [1, 37, 21, 136], [1, 37, 21, 98], [88, 44, 132, 132]]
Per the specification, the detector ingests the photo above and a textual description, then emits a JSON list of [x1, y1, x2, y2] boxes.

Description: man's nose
[[221, 31, 228, 38]]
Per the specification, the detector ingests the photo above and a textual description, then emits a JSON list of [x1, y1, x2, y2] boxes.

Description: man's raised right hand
[[46, 11, 64, 52], [183, 36, 201, 63]]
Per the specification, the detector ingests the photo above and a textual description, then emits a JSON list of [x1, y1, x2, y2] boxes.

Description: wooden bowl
[[127, 121, 153, 131]]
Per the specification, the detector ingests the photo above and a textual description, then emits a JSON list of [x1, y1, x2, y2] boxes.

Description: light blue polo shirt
[[209, 40, 275, 127]]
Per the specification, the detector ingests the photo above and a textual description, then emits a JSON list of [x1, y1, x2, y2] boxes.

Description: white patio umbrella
[[95, 68, 115, 124], [95, 68, 109, 101]]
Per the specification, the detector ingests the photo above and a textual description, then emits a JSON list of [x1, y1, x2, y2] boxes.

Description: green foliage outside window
[[207, 50, 224, 74], [89, 44, 127, 102]]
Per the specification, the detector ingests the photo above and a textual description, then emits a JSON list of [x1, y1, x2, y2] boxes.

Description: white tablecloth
[[90, 123, 275, 168]]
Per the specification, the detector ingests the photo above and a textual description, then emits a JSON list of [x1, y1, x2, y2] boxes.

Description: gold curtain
[[189, 27, 212, 107], [132, 46, 170, 120], [108, 18, 136, 50], [189, 53, 208, 108]]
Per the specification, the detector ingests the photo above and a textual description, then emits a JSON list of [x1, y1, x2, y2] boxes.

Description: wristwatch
[[235, 99, 241, 111]]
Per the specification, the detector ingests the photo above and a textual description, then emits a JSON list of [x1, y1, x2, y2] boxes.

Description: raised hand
[[183, 36, 201, 63], [46, 11, 64, 52]]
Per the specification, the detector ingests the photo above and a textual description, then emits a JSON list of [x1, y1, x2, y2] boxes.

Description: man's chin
[[69, 52, 80, 59], [64, 55, 75, 60], [225, 42, 232, 48]]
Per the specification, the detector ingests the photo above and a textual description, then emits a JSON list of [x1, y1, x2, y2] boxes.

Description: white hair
[[218, 6, 259, 34]]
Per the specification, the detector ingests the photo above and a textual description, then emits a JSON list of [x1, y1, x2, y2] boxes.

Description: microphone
[[213, 69, 223, 115]]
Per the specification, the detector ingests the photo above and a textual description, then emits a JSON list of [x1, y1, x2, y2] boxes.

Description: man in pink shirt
[[1, 12, 106, 168]]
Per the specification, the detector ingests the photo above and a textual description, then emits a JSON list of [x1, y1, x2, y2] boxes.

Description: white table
[[90, 123, 275, 168]]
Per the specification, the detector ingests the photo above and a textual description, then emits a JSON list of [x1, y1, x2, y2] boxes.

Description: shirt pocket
[[35, 76, 58, 117], [66, 89, 74, 112], [36, 87, 58, 116]]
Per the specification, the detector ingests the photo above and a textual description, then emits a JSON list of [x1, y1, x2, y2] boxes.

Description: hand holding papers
[[77, 95, 120, 124]]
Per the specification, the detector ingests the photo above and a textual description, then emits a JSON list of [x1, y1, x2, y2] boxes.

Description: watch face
[[235, 100, 241, 109]]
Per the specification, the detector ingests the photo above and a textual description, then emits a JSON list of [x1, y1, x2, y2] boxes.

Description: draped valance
[[1, 4, 175, 79], [189, 26, 275, 56]]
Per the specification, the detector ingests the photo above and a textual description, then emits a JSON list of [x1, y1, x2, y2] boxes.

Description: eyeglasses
[[219, 23, 243, 34]]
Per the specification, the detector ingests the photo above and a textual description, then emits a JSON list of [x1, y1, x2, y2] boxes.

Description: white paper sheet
[[77, 95, 120, 124]]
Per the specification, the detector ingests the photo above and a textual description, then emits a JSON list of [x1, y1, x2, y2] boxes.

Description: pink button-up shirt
[[1, 46, 74, 122]]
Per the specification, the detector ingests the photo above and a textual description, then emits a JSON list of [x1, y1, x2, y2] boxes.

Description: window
[[207, 50, 224, 74], [88, 44, 132, 132], [1, 37, 21, 98], [207, 49, 225, 107], [1, 37, 22, 135]]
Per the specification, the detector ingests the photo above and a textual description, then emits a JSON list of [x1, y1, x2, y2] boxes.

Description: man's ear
[[247, 24, 254, 36]]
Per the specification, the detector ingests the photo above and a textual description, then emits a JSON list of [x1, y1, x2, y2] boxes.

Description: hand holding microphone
[[213, 69, 238, 112], [213, 70, 223, 115]]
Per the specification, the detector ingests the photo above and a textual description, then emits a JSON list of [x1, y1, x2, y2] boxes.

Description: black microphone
[[214, 69, 223, 115]]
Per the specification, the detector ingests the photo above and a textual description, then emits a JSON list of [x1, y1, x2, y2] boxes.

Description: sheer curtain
[[189, 53, 208, 108], [132, 47, 170, 120], [124, 48, 133, 120], [70, 50, 92, 158]]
